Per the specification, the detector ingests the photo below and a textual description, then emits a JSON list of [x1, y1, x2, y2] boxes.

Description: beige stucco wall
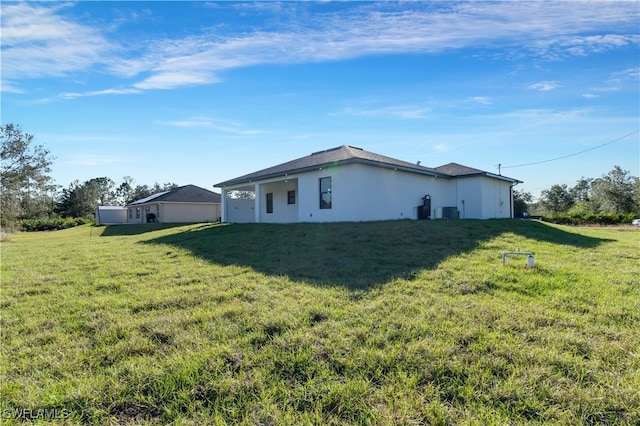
[[162, 203, 220, 223], [127, 203, 220, 223]]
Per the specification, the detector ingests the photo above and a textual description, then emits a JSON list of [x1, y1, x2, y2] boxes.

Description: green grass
[[1, 220, 638, 425]]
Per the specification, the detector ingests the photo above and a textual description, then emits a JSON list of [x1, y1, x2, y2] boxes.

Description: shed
[[95, 206, 127, 225]]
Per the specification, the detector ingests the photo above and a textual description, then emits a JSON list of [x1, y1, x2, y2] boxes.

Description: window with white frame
[[320, 177, 332, 209]]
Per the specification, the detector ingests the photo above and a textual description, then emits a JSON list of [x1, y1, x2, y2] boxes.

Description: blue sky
[[2, 1, 639, 199]]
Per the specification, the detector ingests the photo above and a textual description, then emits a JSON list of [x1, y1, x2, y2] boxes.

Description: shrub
[[543, 212, 637, 226], [19, 217, 92, 232]]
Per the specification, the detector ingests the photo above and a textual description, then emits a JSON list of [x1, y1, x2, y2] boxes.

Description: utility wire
[[501, 129, 639, 169]]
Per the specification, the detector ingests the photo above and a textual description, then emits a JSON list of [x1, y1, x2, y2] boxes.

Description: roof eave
[[214, 164, 324, 188], [214, 158, 450, 188], [485, 172, 522, 183], [454, 172, 522, 183]]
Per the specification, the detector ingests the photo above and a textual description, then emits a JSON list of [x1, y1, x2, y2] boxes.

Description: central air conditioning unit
[[442, 207, 459, 219]]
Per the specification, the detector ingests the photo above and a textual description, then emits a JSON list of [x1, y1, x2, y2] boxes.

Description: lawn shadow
[[505, 219, 616, 248], [100, 223, 203, 236], [139, 220, 612, 290]]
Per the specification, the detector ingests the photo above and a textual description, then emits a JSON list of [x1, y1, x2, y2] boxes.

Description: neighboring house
[[95, 206, 127, 225], [214, 145, 522, 223], [126, 184, 221, 224]]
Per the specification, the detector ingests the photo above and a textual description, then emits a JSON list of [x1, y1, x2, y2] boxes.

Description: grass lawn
[[1, 220, 638, 425]]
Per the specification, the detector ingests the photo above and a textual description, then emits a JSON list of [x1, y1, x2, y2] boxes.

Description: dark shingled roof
[[215, 145, 444, 187], [434, 163, 522, 182], [127, 184, 221, 206], [433, 163, 485, 176], [215, 145, 521, 187]]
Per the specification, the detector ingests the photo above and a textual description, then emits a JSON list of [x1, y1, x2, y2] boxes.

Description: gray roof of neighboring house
[[127, 185, 221, 206], [214, 145, 521, 187], [434, 163, 487, 176], [434, 162, 523, 182]]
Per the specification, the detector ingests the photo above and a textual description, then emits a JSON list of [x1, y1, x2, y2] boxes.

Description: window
[[288, 190, 296, 205], [320, 177, 332, 209], [156, 205, 160, 220], [135, 208, 140, 219], [266, 192, 273, 213], [128, 209, 132, 219]]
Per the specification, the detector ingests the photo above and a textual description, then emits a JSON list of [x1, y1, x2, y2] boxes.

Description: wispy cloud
[[463, 97, 492, 105], [534, 34, 640, 60], [339, 105, 431, 120], [3, 2, 638, 94], [528, 81, 561, 91], [433, 144, 449, 153], [158, 116, 262, 135], [582, 67, 640, 98], [0, 81, 25, 94], [602, 67, 640, 90], [133, 71, 220, 90], [60, 88, 142, 99], [1, 3, 116, 81]]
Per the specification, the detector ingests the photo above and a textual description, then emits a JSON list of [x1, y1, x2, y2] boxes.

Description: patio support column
[[221, 188, 228, 222], [253, 183, 261, 223]]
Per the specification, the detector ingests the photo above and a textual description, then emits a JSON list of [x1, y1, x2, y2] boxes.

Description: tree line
[[2, 123, 639, 229], [1, 123, 176, 229], [514, 166, 640, 219], [55, 177, 178, 219]]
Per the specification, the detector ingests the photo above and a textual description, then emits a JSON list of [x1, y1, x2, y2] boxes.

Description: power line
[[501, 129, 639, 170]]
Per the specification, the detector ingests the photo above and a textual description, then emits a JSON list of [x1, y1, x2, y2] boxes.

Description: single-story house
[[214, 145, 522, 223], [126, 184, 221, 224], [95, 206, 127, 225]]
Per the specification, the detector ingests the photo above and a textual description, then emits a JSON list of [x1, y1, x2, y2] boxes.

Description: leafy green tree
[[540, 184, 574, 214], [513, 189, 533, 217], [124, 182, 179, 204], [56, 177, 124, 218], [570, 177, 593, 203], [154, 182, 179, 192], [116, 176, 135, 205], [590, 166, 639, 213], [125, 185, 153, 204], [56, 180, 98, 218], [1, 124, 55, 227], [568, 177, 595, 214], [56, 177, 177, 217], [90, 177, 118, 206]]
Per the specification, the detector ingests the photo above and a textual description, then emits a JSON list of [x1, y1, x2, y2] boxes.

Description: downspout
[[456, 179, 459, 218]]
